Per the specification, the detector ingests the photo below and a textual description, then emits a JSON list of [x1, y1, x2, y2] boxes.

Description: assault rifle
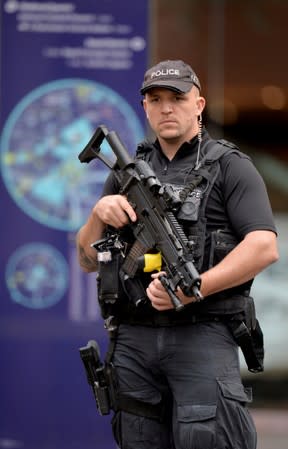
[[78, 125, 203, 310]]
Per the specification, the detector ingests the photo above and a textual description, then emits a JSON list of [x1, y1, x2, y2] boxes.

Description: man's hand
[[146, 272, 199, 311], [76, 194, 137, 273], [94, 194, 137, 228]]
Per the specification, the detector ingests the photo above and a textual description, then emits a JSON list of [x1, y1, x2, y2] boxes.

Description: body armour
[[96, 138, 265, 373], [97, 138, 253, 321]]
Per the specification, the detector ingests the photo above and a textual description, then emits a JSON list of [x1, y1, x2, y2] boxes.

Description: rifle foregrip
[[192, 285, 203, 301], [159, 275, 185, 312]]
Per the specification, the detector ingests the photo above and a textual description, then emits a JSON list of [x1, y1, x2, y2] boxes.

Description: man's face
[[143, 87, 205, 144]]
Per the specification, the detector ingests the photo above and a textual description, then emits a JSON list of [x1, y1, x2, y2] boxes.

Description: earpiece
[[195, 114, 203, 170], [198, 114, 203, 143]]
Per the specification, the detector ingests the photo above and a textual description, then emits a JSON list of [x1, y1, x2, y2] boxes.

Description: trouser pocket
[[175, 380, 256, 449], [216, 379, 257, 449], [176, 404, 217, 449]]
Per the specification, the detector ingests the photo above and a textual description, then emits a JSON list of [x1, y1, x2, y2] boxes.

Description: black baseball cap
[[140, 60, 201, 95]]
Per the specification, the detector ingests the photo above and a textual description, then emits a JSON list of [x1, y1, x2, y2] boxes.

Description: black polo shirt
[[101, 130, 277, 241]]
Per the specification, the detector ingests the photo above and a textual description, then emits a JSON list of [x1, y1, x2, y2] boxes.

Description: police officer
[[77, 60, 279, 449]]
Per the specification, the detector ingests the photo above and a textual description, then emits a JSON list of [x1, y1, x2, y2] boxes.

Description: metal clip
[[104, 316, 118, 332]]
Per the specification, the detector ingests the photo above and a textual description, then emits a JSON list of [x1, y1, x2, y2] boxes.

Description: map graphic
[[0, 78, 144, 231], [5, 243, 69, 309]]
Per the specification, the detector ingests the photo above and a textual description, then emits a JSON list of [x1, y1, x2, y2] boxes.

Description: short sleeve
[[100, 172, 120, 197], [220, 152, 277, 238]]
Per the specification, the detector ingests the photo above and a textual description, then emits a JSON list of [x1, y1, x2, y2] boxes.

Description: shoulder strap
[[179, 139, 235, 203], [136, 138, 240, 165], [196, 138, 240, 170], [135, 140, 155, 161], [178, 139, 240, 214]]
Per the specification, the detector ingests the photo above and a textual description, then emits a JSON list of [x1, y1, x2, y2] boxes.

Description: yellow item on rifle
[[142, 252, 162, 272]]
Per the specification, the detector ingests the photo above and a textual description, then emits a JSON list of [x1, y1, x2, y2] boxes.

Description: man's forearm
[[76, 211, 106, 272], [200, 230, 278, 298]]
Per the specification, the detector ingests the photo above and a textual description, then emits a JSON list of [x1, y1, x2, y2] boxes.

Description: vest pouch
[[185, 217, 207, 272], [177, 188, 202, 222], [208, 229, 238, 268], [185, 233, 203, 272], [97, 253, 124, 318], [119, 270, 148, 307]]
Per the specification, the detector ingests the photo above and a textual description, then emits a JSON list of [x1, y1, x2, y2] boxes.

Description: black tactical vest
[[135, 138, 253, 316]]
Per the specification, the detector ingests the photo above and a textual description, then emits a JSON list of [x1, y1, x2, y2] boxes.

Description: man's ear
[[196, 96, 206, 115], [142, 98, 148, 118]]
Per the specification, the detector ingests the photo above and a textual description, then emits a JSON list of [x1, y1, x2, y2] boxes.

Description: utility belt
[[116, 295, 264, 374], [114, 292, 247, 326], [119, 312, 221, 327]]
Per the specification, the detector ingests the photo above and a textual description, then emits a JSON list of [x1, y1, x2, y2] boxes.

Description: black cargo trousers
[[111, 321, 257, 449]]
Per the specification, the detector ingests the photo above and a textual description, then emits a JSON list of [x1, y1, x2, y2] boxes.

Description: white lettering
[[150, 69, 180, 79]]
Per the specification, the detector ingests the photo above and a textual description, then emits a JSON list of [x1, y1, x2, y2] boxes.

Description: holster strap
[[227, 320, 264, 373]]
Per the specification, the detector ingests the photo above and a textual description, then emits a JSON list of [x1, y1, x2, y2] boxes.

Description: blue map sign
[[5, 242, 69, 309], [1, 78, 144, 231], [0, 1, 149, 448]]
